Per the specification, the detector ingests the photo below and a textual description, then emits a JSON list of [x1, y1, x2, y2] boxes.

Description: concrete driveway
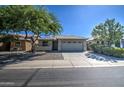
[[1, 51, 124, 69]]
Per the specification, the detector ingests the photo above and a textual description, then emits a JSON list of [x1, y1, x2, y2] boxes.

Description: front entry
[[53, 40, 58, 51]]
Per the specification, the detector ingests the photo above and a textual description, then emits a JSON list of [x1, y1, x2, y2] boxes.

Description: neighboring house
[[0, 42, 11, 51], [87, 37, 97, 50], [0, 35, 87, 52], [10, 39, 32, 51], [87, 37, 104, 45], [0, 34, 32, 51], [87, 37, 105, 50], [36, 35, 87, 52], [88, 37, 122, 49]]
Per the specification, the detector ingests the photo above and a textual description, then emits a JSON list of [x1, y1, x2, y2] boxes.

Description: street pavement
[[0, 52, 124, 87], [0, 67, 124, 87]]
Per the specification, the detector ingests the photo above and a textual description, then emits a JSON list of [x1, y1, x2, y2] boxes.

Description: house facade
[[0, 35, 87, 52], [0, 35, 32, 51], [35, 35, 87, 52], [88, 37, 124, 49], [10, 39, 32, 51]]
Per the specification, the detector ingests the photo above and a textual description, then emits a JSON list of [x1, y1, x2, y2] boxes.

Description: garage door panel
[[61, 42, 83, 51]]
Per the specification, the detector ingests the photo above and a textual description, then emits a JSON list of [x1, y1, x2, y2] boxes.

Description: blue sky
[[46, 5, 124, 38]]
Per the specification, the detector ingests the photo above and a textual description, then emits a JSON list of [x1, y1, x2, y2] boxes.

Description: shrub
[[90, 44, 124, 58]]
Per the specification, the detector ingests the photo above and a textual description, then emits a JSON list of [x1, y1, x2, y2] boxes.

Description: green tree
[[0, 5, 62, 52], [92, 19, 124, 47]]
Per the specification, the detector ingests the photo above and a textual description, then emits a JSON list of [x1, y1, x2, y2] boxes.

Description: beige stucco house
[[35, 35, 87, 52], [0, 35, 87, 52], [10, 39, 32, 51], [0, 34, 32, 51]]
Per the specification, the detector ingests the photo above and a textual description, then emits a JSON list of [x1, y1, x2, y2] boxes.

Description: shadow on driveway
[[0, 52, 64, 68]]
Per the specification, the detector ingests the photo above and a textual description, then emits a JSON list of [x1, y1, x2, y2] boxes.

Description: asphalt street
[[0, 67, 124, 87]]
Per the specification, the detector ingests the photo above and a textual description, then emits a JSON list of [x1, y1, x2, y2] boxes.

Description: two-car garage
[[61, 40, 84, 52], [34, 35, 87, 52], [55, 35, 87, 52]]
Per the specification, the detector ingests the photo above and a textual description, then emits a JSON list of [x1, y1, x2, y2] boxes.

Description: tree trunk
[[25, 31, 28, 39], [31, 42, 35, 53], [30, 35, 39, 53]]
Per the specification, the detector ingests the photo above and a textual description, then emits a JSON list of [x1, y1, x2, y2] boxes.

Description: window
[[15, 42, 21, 47], [42, 41, 49, 46]]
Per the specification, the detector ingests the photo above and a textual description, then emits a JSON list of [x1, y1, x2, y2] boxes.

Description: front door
[[53, 40, 58, 50]]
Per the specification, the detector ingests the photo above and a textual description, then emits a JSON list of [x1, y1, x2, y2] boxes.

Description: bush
[[90, 44, 124, 58]]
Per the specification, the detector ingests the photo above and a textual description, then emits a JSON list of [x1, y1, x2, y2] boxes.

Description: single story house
[[36, 35, 87, 52], [0, 35, 87, 52], [10, 39, 32, 51], [88, 37, 124, 48], [0, 34, 32, 51]]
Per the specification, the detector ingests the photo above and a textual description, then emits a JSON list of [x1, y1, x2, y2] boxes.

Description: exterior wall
[[0, 42, 10, 51], [10, 40, 32, 51], [21, 41, 25, 51], [58, 39, 87, 51], [58, 39, 62, 51], [25, 41, 32, 51], [0, 43, 3, 50], [0, 42, 6, 51], [83, 40, 87, 51], [10, 41, 23, 51], [3, 38, 87, 52], [35, 40, 53, 51], [87, 39, 98, 50]]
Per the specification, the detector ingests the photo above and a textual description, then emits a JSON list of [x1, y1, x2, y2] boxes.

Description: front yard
[[86, 51, 124, 63], [85, 51, 124, 66], [0, 51, 124, 69]]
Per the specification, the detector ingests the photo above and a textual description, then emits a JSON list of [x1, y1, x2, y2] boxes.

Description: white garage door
[[61, 41, 83, 51]]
